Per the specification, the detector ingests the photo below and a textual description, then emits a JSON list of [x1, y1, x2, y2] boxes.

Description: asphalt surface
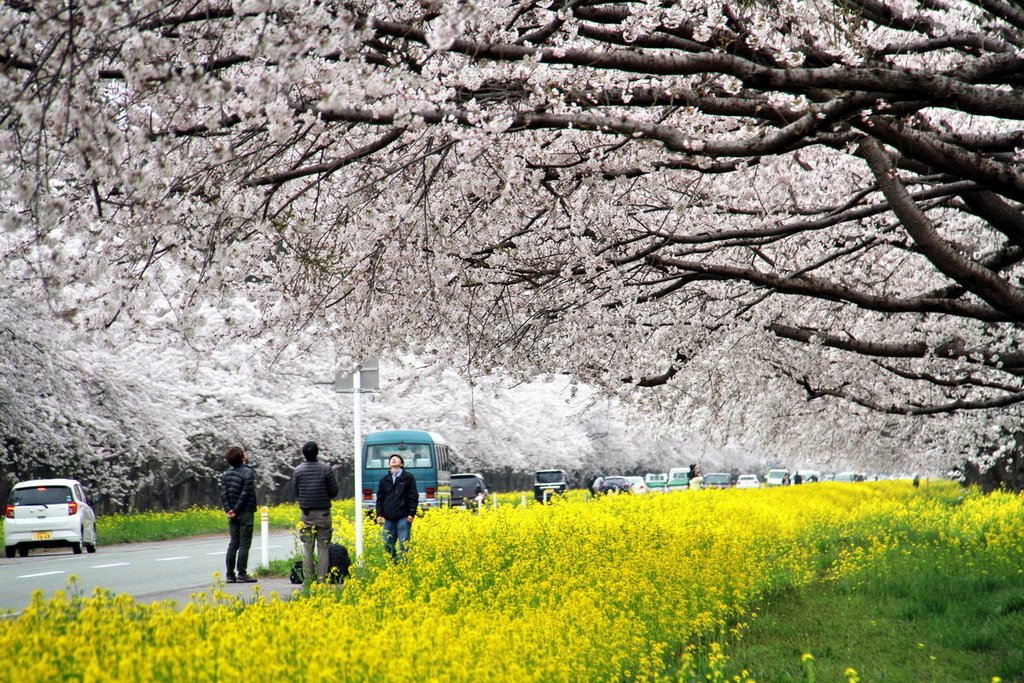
[[1, 531, 302, 615]]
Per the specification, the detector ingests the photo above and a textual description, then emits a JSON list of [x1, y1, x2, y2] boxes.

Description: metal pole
[[259, 505, 269, 568], [353, 370, 364, 561]]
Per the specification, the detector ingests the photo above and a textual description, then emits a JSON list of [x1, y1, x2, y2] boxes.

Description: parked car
[[795, 469, 821, 483], [702, 472, 733, 489], [450, 472, 487, 508], [624, 476, 648, 494], [597, 476, 632, 494], [534, 469, 569, 502], [644, 472, 668, 492], [4, 478, 98, 557], [765, 468, 790, 486], [667, 467, 690, 491], [834, 471, 866, 482], [735, 474, 761, 489]]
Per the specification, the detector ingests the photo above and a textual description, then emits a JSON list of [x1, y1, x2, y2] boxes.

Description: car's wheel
[[4, 546, 14, 559], [72, 542, 83, 554], [85, 523, 97, 552], [17, 546, 28, 557]]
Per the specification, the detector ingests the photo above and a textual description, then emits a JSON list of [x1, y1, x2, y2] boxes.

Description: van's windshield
[[364, 443, 432, 469]]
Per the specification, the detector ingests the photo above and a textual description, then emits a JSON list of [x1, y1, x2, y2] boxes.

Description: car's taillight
[[68, 501, 78, 515], [425, 487, 435, 499], [4, 504, 13, 519], [362, 488, 373, 501]]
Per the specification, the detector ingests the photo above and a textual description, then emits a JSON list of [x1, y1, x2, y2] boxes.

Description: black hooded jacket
[[220, 465, 257, 515]]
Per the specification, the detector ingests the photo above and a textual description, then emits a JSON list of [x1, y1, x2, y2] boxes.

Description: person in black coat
[[375, 454, 419, 560], [220, 445, 257, 583], [293, 441, 339, 582]]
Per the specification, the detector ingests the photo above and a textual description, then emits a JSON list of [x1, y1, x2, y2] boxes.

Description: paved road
[[0, 531, 300, 615]]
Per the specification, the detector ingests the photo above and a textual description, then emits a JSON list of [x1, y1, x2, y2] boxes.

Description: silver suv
[[4, 479, 98, 557]]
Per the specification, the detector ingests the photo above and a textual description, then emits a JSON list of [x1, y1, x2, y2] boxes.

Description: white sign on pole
[[335, 358, 379, 392], [334, 358, 380, 563]]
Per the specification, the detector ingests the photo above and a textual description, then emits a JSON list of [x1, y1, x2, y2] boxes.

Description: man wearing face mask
[[375, 453, 419, 560]]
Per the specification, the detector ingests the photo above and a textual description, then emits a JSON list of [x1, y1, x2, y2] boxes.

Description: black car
[[533, 469, 569, 502], [702, 473, 733, 489], [450, 473, 487, 508], [597, 476, 632, 495]]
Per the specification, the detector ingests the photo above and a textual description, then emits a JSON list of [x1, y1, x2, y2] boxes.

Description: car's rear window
[[535, 471, 565, 484], [11, 486, 73, 505], [451, 476, 479, 485], [704, 475, 731, 485]]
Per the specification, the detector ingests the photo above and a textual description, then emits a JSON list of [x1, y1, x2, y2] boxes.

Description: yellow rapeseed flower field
[[2, 482, 1020, 682]]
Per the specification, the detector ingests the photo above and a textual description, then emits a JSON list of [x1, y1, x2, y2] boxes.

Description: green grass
[[94, 503, 317, 544], [709, 544, 1024, 682]]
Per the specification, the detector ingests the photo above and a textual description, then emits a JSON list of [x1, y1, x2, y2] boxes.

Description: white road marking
[[155, 556, 189, 562], [91, 562, 130, 568], [18, 570, 65, 578], [207, 545, 280, 556]]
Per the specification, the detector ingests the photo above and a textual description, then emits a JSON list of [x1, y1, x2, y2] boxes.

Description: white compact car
[[4, 478, 98, 557], [735, 474, 762, 489]]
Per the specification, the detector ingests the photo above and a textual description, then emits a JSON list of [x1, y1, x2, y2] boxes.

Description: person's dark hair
[[302, 441, 319, 461], [389, 453, 405, 466], [226, 446, 245, 467]]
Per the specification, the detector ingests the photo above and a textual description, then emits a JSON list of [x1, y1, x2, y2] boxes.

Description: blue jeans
[[382, 517, 411, 560]]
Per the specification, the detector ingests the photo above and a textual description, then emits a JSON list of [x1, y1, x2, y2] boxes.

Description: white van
[[644, 472, 668, 492], [667, 467, 690, 491], [765, 468, 789, 486]]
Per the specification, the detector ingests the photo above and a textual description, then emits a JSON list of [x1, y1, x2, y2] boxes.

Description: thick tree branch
[[859, 137, 1024, 320]]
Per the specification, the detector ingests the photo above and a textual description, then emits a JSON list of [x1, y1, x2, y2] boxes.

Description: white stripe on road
[[91, 562, 130, 568], [155, 556, 189, 562], [18, 570, 65, 578], [207, 545, 280, 556]]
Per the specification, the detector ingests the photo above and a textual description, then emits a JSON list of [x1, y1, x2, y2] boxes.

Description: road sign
[[335, 358, 379, 392]]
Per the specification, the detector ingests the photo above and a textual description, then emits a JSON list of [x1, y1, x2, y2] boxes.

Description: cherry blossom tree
[[3, 0, 1023, 482]]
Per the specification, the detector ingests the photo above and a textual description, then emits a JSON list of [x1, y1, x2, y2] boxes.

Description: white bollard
[[492, 492, 498, 508], [260, 506, 270, 569], [520, 494, 527, 507], [543, 489, 551, 504]]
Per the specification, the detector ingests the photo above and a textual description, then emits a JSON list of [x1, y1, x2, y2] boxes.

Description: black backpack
[[289, 545, 351, 585], [327, 543, 351, 584], [289, 561, 304, 585]]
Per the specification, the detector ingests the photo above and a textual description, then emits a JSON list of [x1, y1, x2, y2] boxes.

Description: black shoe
[[237, 575, 258, 583], [225, 575, 237, 584]]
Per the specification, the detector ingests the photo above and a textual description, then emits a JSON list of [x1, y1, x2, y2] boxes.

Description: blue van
[[360, 430, 453, 513]]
